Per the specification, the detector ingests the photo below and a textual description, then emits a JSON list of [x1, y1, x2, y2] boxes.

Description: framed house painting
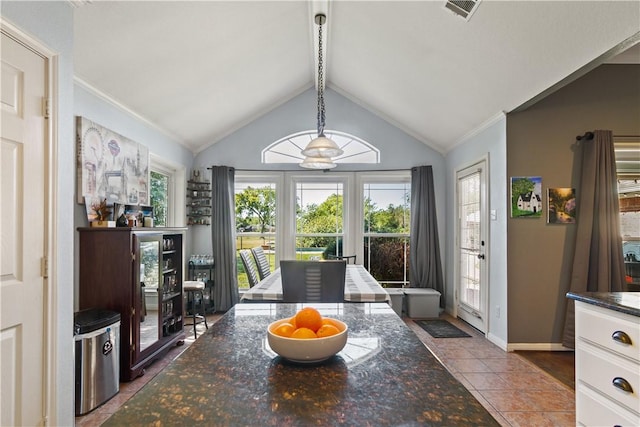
[[510, 176, 543, 218], [76, 116, 149, 205], [547, 188, 576, 224]]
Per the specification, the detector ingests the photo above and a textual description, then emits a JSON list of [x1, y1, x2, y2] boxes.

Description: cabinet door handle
[[611, 330, 632, 345], [612, 377, 633, 393]]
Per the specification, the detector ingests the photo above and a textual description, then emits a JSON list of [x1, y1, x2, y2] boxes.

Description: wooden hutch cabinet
[[77, 227, 187, 381]]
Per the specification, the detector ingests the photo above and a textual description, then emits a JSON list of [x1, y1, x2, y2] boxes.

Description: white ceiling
[[73, 1, 640, 155]]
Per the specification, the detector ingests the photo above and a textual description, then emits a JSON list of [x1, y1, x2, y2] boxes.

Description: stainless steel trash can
[[74, 308, 121, 415]]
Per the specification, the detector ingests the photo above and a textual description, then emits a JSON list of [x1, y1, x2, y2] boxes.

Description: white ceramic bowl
[[267, 318, 348, 363]]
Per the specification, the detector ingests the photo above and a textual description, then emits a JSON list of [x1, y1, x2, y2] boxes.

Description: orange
[[294, 307, 323, 333], [316, 324, 340, 338], [272, 322, 295, 338], [321, 317, 342, 331], [290, 327, 317, 339], [288, 316, 297, 329]]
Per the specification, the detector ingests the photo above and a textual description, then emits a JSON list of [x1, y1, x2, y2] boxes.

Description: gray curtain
[[562, 130, 626, 348], [409, 166, 444, 305], [211, 166, 239, 312]]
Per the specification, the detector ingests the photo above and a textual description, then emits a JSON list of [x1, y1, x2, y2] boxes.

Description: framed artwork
[[113, 203, 153, 226], [510, 176, 543, 218], [76, 116, 149, 205], [547, 188, 576, 224]]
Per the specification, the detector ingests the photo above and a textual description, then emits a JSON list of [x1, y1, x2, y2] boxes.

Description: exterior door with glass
[[456, 160, 488, 333]]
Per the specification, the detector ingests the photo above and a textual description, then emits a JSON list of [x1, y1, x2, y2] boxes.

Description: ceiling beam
[[309, 0, 330, 91]]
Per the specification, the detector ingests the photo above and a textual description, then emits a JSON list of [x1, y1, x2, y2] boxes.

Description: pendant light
[[300, 13, 343, 169], [301, 155, 338, 170]]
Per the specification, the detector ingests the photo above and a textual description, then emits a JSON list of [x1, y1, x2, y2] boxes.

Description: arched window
[[262, 130, 380, 165]]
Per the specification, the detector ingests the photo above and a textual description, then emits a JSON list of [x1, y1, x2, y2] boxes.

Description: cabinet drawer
[[577, 342, 640, 414], [577, 384, 640, 427], [575, 301, 640, 362]]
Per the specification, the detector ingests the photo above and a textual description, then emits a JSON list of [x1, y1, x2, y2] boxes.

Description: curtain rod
[[206, 167, 415, 173], [576, 132, 594, 141], [576, 132, 640, 141]]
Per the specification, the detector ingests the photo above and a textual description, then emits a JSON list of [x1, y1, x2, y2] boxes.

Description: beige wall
[[506, 64, 640, 344]]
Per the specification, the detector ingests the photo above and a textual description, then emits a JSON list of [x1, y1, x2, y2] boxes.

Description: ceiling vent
[[444, 0, 481, 21]]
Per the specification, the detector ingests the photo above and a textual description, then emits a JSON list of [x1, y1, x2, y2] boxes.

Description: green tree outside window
[[150, 171, 168, 226]]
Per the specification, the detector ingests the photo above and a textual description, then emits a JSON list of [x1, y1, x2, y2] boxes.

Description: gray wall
[[73, 83, 194, 308], [197, 88, 444, 170], [445, 116, 508, 348], [506, 64, 640, 345], [194, 88, 447, 255], [1, 1, 75, 424]]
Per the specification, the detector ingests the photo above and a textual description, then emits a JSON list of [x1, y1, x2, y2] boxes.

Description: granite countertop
[[567, 292, 640, 317], [104, 303, 498, 426]]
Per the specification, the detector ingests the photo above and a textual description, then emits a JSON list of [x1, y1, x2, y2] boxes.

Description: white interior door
[[1, 32, 47, 426], [455, 160, 488, 333]]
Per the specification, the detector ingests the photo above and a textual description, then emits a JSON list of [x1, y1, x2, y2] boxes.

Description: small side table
[[183, 281, 208, 338], [189, 261, 216, 313]]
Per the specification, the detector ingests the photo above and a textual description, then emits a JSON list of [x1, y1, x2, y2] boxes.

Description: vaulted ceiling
[[73, 1, 640, 154]]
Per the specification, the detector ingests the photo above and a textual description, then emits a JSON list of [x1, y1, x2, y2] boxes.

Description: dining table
[[241, 264, 392, 303], [103, 302, 499, 426]]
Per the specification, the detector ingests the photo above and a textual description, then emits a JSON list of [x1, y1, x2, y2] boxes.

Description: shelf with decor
[[187, 180, 212, 225]]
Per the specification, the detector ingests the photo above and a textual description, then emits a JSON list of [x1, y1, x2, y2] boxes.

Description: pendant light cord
[[316, 14, 326, 137]]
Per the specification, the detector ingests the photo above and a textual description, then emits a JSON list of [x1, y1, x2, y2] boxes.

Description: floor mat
[[415, 319, 471, 338]]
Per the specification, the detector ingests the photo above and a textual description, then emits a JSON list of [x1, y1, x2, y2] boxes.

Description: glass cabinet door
[[136, 234, 162, 353]]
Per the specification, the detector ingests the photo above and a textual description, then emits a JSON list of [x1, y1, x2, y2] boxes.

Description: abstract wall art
[[76, 116, 149, 205]]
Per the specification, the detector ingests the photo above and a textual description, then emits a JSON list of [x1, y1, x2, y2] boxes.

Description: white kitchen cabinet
[[575, 300, 640, 426]]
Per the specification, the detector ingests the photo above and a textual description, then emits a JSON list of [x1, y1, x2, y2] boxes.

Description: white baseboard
[[507, 342, 573, 352], [487, 333, 508, 351]]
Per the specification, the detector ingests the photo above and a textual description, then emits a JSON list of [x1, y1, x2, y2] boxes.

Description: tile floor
[[405, 315, 575, 427], [76, 312, 575, 427]]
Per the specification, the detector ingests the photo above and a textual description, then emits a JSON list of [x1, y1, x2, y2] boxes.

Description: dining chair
[[280, 260, 347, 303], [239, 250, 260, 288], [327, 254, 357, 264], [251, 246, 271, 280]]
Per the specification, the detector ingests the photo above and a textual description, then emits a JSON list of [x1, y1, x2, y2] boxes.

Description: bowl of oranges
[[267, 307, 348, 363]]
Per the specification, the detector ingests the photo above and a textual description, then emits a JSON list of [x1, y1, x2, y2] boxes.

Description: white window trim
[[150, 153, 186, 227], [234, 170, 411, 275], [262, 130, 380, 165]]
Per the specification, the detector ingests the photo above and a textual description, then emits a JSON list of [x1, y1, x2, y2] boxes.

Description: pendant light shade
[[301, 135, 343, 158], [300, 13, 342, 168], [300, 155, 337, 169]]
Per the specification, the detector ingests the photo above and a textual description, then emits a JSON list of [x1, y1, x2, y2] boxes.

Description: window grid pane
[[295, 182, 344, 259], [363, 182, 411, 287], [150, 170, 169, 227], [458, 171, 481, 311], [235, 182, 277, 289]]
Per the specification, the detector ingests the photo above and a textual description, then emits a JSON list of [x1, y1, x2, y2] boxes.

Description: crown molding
[[73, 76, 190, 150], [67, 0, 92, 8], [449, 111, 506, 151], [329, 83, 446, 156]]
